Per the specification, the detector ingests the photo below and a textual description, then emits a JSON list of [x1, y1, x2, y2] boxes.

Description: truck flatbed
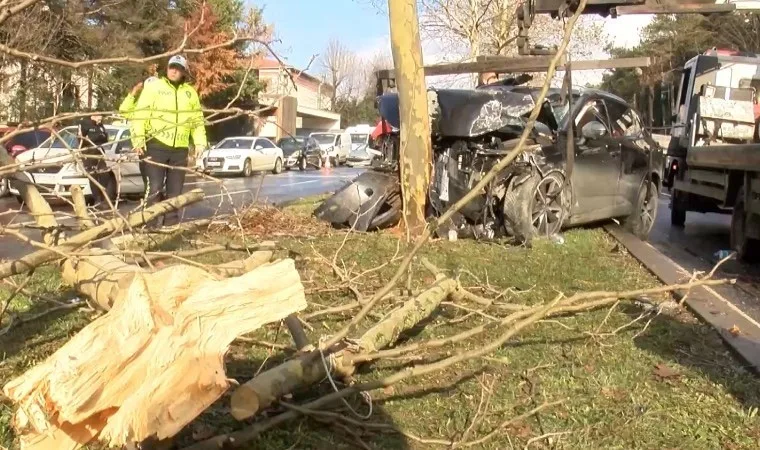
[[686, 144, 760, 171]]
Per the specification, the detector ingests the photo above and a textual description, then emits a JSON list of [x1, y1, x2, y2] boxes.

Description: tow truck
[[665, 48, 760, 261]]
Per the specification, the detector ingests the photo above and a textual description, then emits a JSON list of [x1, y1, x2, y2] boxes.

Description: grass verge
[[1, 201, 758, 449]]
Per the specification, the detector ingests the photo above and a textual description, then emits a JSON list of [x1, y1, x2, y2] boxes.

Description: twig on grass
[[0, 299, 85, 337]]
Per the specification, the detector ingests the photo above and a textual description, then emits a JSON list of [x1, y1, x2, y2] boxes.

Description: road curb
[[605, 224, 760, 373]]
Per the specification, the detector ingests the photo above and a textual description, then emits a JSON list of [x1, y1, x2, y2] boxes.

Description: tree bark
[[3, 259, 308, 450], [229, 277, 458, 420], [388, 0, 432, 237]]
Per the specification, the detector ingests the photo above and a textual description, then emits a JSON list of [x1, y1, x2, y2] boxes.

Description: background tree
[[184, 3, 238, 99], [418, 0, 606, 64], [319, 38, 358, 108], [599, 14, 742, 105]]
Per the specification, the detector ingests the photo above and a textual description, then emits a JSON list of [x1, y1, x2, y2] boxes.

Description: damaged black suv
[[316, 83, 663, 243]]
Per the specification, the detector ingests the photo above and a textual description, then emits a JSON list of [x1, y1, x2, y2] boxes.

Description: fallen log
[[0, 146, 59, 245], [0, 189, 205, 281], [3, 258, 308, 450], [229, 277, 459, 420]]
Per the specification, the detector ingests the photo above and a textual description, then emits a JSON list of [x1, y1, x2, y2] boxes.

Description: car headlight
[[226, 154, 241, 159]]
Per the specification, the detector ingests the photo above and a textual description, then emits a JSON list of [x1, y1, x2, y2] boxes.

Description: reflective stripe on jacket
[[132, 77, 207, 149]]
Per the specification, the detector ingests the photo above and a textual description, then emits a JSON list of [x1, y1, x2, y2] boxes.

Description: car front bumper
[[284, 156, 301, 168], [198, 158, 245, 174]]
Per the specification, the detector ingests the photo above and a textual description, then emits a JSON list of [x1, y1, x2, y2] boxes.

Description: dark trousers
[[82, 147, 109, 205], [139, 153, 147, 189], [144, 142, 188, 222]]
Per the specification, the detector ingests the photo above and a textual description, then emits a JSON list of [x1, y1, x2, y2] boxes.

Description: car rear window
[[5, 130, 52, 149]]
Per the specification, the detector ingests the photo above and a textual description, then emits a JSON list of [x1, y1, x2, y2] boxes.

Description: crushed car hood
[[378, 88, 537, 138]]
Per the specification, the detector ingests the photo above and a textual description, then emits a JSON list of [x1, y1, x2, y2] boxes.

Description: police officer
[[132, 55, 207, 226], [119, 75, 158, 190], [78, 112, 110, 208]]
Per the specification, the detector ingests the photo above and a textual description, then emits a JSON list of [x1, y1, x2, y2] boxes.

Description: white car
[[309, 131, 351, 166], [196, 136, 284, 176], [10, 125, 143, 203]]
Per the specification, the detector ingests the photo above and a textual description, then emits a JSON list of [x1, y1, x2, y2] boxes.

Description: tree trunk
[[388, 0, 432, 237], [3, 259, 308, 450], [18, 59, 28, 122]]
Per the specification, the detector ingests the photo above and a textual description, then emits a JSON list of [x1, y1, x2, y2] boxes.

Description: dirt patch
[[214, 204, 331, 238]]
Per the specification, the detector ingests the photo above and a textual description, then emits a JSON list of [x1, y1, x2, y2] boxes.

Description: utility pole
[[388, 0, 432, 237]]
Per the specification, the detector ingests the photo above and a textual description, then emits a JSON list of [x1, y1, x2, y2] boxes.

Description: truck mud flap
[[314, 171, 402, 231]]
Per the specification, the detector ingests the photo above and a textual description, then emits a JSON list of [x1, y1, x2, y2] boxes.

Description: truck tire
[[626, 181, 658, 240], [731, 188, 760, 263], [670, 189, 687, 227]]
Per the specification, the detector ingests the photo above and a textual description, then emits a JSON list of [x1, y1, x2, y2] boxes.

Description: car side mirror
[[581, 121, 607, 141], [254, 145, 263, 150]]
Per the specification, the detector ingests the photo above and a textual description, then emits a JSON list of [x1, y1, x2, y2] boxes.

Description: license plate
[[207, 161, 221, 167]]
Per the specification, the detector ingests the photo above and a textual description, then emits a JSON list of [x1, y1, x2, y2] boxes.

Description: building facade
[[254, 58, 341, 139]]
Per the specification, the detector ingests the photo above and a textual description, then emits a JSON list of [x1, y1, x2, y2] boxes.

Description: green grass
[[1, 202, 759, 449]]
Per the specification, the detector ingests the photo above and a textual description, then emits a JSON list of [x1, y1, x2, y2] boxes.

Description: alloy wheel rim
[[531, 176, 565, 236], [639, 185, 657, 233]]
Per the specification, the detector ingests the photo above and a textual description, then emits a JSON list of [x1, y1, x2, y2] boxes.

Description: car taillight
[[671, 161, 678, 171], [10, 144, 26, 157]]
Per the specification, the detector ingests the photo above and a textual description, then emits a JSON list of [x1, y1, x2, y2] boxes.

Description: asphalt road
[[649, 190, 760, 324], [0, 167, 364, 261]]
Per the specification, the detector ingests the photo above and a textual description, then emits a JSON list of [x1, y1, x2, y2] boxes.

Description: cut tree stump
[[3, 258, 307, 450]]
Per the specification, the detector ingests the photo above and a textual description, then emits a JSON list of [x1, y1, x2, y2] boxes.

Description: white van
[[308, 130, 352, 165], [346, 124, 373, 151]]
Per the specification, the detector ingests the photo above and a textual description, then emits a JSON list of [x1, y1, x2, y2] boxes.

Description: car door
[[333, 134, 342, 159], [263, 139, 279, 169], [605, 99, 651, 214], [114, 130, 142, 192], [251, 139, 268, 169], [569, 98, 622, 220]]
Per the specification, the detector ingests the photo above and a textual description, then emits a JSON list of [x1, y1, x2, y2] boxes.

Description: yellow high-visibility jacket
[[132, 77, 207, 149], [118, 93, 137, 118]]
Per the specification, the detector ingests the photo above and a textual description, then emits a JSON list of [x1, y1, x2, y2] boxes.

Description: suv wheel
[[626, 181, 658, 240], [503, 171, 569, 244]]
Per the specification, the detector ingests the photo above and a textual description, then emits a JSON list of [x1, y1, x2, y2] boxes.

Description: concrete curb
[[605, 224, 760, 373]]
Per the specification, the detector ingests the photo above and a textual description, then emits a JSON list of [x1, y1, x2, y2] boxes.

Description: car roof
[[221, 136, 256, 140]]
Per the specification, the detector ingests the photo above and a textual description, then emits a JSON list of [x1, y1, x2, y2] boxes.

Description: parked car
[[346, 144, 382, 168], [346, 124, 373, 151], [9, 125, 142, 203], [0, 127, 53, 197], [279, 136, 323, 170], [317, 86, 663, 242], [309, 131, 351, 165], [196, 136, 284, 176]]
